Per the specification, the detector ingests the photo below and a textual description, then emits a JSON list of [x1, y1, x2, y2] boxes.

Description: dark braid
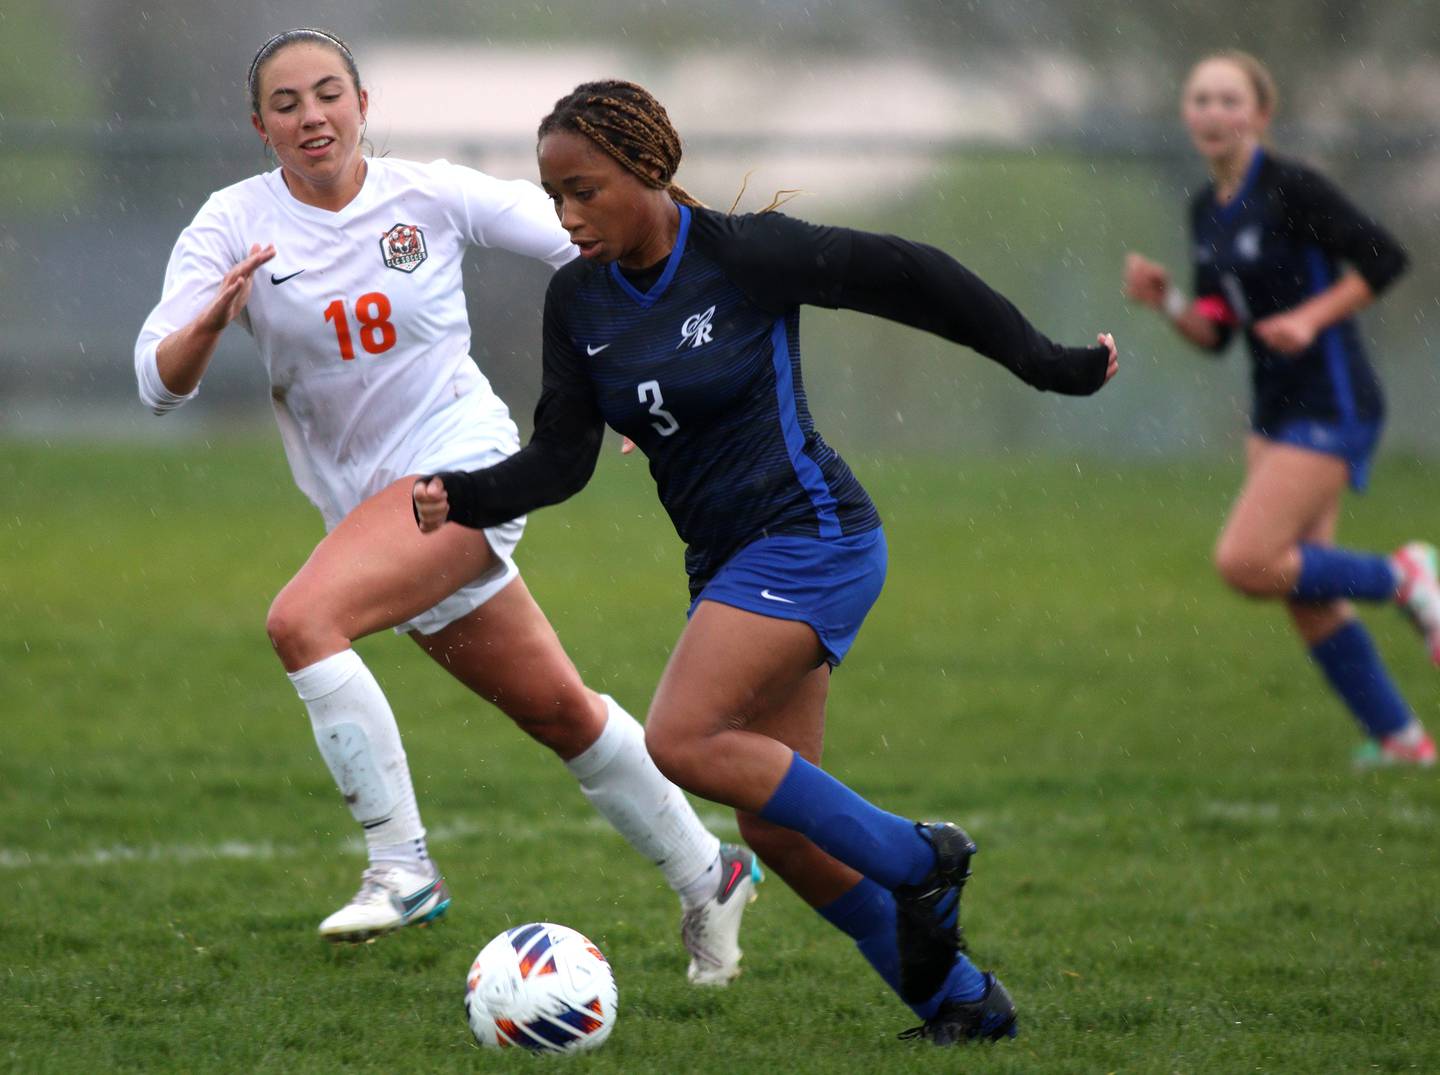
[[538, 80, 703, 208]]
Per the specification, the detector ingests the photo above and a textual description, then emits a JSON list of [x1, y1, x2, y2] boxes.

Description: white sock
[[676, 854, 723, 909], [565, 696, 722, 906], [288, 650, 428, 869]]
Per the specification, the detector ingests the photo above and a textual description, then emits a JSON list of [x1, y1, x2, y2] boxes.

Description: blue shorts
[[688, 529, 888, 667], [1258, 418, 1382, 492]]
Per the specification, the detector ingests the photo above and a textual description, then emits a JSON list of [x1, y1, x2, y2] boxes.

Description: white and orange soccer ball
[[464, 922, 618, 1054]]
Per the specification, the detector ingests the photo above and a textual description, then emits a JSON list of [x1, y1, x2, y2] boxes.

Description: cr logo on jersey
[[380, 223, 428, 273], [1234, 225, 1262, 262], [678, 305, 716, 350]]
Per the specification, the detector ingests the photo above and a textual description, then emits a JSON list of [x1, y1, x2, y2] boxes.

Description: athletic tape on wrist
[[1163, 284, 1189, 321]]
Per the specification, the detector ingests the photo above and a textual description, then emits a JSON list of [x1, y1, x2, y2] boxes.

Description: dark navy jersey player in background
[[414, 80, 1118, 1046], [1125, 51, 1436, 768]]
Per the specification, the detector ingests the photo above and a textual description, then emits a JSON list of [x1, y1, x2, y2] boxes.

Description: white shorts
[[334, 384, 528, 638]]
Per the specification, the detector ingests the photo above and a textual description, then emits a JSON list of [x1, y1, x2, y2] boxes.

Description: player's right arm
[[154, 243, 274, 395], [134, 200, 274, 414], [414, 275, 606, 533], [1122, 252, 1227, 351], [1125, 192, 1238, 353]]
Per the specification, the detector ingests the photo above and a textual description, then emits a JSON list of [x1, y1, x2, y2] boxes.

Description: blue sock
[[1294, 544, 1398, 602], [759, 754, 934, 889], [818, 879, 986, 1018], [1310, 620, 1412, 739]]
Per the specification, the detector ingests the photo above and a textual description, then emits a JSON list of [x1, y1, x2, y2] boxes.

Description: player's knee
[[642, 720, 698, 789], [265, 589, 335, 665], [1213, 542, 1271, 596], [264, 592, 303, 654]]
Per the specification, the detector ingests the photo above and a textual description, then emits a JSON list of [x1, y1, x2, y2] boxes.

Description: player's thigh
[[1219, 437, 1349, 563], [647, 601, 828, 745], [410, 575, 592, 718], [274, 476, 499, 639]]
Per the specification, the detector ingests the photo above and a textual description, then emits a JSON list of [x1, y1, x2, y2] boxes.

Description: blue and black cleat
[[894, 821, 977, 1004], [899, 972, 1018, 1046]]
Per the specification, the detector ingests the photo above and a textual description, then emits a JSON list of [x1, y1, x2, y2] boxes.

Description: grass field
[[3, 438, 1439, 1073]]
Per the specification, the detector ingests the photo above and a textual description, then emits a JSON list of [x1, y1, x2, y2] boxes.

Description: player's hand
[[1253, 310, 1317, 355], [1123, 252, 1169, 308], [619, 437, 637, 455], [1097, 333, 1119, 384], [197, 243, 276, 334], [412, 477, 451, 533]]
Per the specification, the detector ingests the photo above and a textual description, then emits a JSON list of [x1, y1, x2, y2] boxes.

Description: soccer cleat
[[1392, 541, 1440, 664], [318, 862, 450, 943], [898, 972, 1018, 1045], [680, 843, 763, 986], [1352, 732, 1438, 770], [894, 822, 977, 1004]]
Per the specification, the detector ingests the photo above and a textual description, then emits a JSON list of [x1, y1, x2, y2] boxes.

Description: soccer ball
[[464, 922, 618, 1053]]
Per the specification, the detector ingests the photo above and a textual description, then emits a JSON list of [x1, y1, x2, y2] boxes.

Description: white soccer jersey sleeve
[[135, 158, 575, 521], [134, 194, 250, 414], [449, 163, 576, 271]]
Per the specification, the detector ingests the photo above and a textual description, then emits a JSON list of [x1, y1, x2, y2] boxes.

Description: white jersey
[[136, 157, 574, 523]]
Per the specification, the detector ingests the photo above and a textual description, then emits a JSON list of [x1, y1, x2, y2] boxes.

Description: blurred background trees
[[3, 0, 1436, 457]]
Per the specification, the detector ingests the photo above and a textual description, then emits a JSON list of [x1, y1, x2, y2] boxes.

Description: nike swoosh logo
[[760, 589, 796, 604], [586, 343, 610, 355], [400, 877, 442, 914], [719, 860, 745, 900], [270, 270, 305, 285]]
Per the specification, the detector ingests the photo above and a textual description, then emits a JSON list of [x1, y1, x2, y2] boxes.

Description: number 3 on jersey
[[638, 379, 679, 436], [324, 292, 396, 361]]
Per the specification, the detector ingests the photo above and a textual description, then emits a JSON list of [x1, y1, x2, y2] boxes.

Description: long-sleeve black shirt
[[439, 205, 1109, 594]]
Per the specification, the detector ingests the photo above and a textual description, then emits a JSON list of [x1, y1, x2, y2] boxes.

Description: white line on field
[[0, 811, 739, 872], [3, 801, 1431, 872], [1199, 799, 1437, 825]]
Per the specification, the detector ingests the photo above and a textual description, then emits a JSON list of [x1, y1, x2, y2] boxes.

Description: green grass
[[3, 438, 1438, 1073]]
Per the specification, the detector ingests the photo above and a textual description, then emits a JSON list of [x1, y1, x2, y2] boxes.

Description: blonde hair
[[1192, 50, 1279, 118]]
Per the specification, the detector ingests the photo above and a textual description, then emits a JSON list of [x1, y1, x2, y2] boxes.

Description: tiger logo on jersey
[[380, 223, 428, 273]]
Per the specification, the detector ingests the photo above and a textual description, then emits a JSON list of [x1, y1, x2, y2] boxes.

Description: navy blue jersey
[[546, 206, 881, 590], [1189, 148, 1407, 432], [436, 204, 1110, 595]]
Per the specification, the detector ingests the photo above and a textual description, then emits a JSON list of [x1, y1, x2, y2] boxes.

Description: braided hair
[[538, 80, 703, 208], [248, 28, 361, 115]]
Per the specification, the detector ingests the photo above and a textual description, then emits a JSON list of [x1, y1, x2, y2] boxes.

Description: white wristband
[[1162, 285, 1188, 321]]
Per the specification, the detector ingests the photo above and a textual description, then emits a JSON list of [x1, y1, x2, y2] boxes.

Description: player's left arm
[[840, 230, 1117, 393], [720, 212, 1115, 394], [448, 162, 577, 269], [1256, 163, 1409, 355]]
